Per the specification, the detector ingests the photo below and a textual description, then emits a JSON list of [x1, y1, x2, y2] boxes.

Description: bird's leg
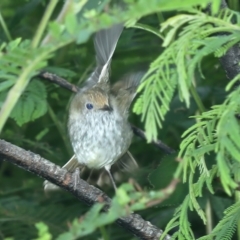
[[73, 167, 80, 190], [86, 169, 94, 183], [105, 165, 117, 192]]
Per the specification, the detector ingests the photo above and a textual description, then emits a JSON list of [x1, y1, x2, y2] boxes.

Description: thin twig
[[131, 125, 175, 154], [38, 71, 80, 92]]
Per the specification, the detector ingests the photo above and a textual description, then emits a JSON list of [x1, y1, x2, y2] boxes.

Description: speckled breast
[[68, 111, 133, 169]]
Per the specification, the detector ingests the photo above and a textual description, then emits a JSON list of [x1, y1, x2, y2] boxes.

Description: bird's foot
[[73, 167, 81, 191]]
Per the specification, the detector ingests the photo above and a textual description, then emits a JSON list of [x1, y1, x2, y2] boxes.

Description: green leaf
[[6, 38, 22, 51], [65, 13, 78, 35], [10, 81, 48, 126], [0, 79, 15, 92], [35, 222, 52, 240]]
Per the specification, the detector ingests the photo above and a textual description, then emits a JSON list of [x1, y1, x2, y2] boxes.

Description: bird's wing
[[111, 71, 145, 114], [96, 151, 138, 187], [117, 151, 138, 172]]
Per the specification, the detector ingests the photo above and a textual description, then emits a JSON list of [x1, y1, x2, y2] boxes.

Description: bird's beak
[[101, 104, 113, 111]]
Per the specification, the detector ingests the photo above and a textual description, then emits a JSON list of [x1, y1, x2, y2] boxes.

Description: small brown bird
[[44, 24, 143, 191]]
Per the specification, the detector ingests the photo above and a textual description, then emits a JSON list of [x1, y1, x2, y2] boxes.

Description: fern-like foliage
[[134, 8, 240, 141], [134, 48, 178, 141], [161, 196, 195, 240], [179, 84, 240, 193], [134, 6, 240, 240], [162, 82, 240, 238], [198, 201, 240, 240]]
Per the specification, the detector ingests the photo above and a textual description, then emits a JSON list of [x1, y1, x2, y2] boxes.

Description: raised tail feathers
[[90, 24, 124, 84]]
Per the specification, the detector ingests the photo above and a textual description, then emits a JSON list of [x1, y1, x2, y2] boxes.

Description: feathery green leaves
[[135, 8, 240, 142]]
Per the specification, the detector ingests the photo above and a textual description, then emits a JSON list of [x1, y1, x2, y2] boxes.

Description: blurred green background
[[0, 0, 239, 239]]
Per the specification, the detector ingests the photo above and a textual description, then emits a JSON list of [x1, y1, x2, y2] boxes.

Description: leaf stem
[[0, 11, 12, 41], [190, 85, 205, 113], [31, 0, 58, 48], [132, 23, 164, 40], [0, 37, 72, 133], [157, 12, 165, 24], [205, 198, 213, 234], [99, 226, 110, 240], [0, 51, 49, 132], [41, 0, 74, 45]]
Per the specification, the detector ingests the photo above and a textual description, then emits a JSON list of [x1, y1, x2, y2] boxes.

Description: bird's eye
[[86, 103, 93, 110]]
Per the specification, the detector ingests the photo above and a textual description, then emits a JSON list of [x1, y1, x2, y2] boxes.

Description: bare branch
[[131, 125, 175, 154], [38, 71, 80, 93], [0, 139, 171, 240]]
